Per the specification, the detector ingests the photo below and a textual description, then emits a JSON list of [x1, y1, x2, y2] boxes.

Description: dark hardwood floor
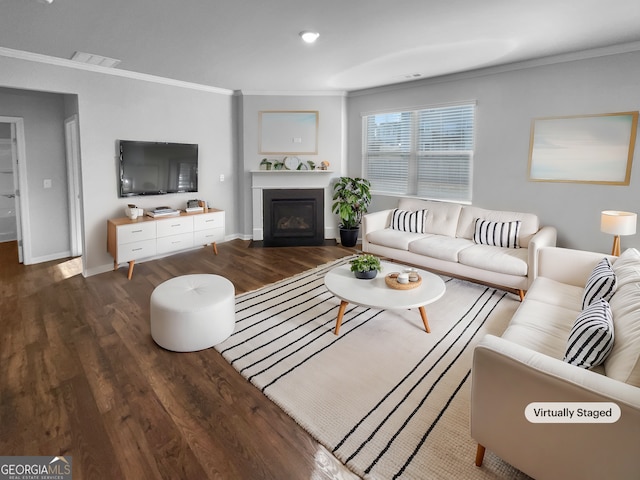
[[0, 239, 362, 480]]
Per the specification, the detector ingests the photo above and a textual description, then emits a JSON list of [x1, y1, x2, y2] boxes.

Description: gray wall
[[238, 94, 346, 237], [0, 55, 236, 276], [2, 47, 639, 274], [346, 51, 640, 254], [0, 87, 70, 260]]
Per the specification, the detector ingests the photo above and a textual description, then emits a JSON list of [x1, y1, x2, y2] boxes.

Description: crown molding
[[348, 41, 640, 97], [237, 89, 347, 97], [3, 40, 640, 98], [0, 46, 234, 95]]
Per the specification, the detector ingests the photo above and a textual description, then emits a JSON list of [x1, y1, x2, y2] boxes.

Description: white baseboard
[[26, 250, 72, 265]]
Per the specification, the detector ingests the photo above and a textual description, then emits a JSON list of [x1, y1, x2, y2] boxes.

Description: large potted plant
[[331, 176, 372, 247]]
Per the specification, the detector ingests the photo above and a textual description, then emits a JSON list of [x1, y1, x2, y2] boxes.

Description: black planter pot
[[339, 227, 359, 247], [354, 269, 378, 280]]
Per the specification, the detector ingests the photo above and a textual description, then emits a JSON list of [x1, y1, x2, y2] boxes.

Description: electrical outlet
[[219, 174, 225, 182], [44, 179, 52, 189]]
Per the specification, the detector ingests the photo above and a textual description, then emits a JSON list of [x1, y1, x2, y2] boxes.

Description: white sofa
[[471, 247, 640, 480], [362, 198, 557, 298]]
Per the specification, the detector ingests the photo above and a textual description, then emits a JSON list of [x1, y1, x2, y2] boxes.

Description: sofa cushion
[[606, 282, 640, 387], [473, 218, 521, 249], [366, 228, 429, 251], [612, 247, 640, 288], [524, 276, 583, 312], [457, 205, 539, 248], [502, 298, 578, 359], [408, 235, 474, 262], [398, 198, 461, 237], [391, 208, 427, 233], [564, 299, 614, 369], [458, 244, 529, 277], [581, 257, 617, 309]]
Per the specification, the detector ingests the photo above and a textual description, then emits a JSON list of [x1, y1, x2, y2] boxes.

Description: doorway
[[0, 117, 29, 263], [65, 115, 83, 257]]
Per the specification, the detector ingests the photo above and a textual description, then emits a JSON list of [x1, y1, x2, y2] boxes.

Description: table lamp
[[601, 210, 637, 256]]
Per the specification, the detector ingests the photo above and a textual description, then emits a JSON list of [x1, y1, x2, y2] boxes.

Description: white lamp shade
[[601, 210, 637, 236]]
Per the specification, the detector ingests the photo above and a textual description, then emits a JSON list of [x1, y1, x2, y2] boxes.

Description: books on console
[[185, 206, 204, 213], [146, 207, 180, 218]]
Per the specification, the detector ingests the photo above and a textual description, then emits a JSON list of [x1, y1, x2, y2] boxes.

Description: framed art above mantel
[[528, 111, 638, 185], [259, 111, 319, 155]]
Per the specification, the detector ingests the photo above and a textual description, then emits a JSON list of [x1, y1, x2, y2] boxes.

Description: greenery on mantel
[[251, 169, 333, 173]]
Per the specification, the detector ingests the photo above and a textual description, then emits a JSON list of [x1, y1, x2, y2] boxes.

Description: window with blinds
[[363, 103, 475, 203]]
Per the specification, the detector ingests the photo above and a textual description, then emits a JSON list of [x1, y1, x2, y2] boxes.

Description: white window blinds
[[363, 103, 475, 203]]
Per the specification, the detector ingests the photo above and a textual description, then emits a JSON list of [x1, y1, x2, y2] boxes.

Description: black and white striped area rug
[[216, 257, 530, 479]]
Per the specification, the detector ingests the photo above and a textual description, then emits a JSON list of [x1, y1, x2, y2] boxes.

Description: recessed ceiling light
[[299, 31, 320, 44], [37, 0, 54, 4], [70, 51, 121, 68]]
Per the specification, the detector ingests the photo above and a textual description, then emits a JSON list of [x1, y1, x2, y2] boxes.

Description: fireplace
[[263, 189, 324, 246]]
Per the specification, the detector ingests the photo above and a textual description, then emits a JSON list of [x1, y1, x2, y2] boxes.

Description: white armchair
[[470, 247, 640, 480]]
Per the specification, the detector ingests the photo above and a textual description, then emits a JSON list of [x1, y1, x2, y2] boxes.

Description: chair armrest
[[526, 226, 557, 286], [362, 210, 393, 251], [362, 209, 392, 235], [471, 334, 640, 480], [537, 246, 615, 288]]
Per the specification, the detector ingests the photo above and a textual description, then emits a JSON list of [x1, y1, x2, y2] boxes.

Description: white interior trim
[[0, 47, 234, 95], [0, 116, 32, 264], [348, 41, 640, 97]]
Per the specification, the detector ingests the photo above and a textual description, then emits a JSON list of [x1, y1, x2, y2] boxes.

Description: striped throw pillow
[[564, 299, 614, 369], [581, 258, 617, 310], [473, 219, 521, 248], [390, 209, 427, 234]]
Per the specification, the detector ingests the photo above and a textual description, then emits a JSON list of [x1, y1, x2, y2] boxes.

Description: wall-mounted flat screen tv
[[118, 140, 198, 197]]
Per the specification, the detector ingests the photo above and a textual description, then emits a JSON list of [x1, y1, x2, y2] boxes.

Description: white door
[[10, 123, 23, 262], [0, 116, 31, 264], [64, 115, 83, 257], [0, 121, 23, 262]]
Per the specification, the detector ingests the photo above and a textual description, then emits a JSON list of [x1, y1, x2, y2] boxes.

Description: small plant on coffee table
[[349, 254, 382, 279]]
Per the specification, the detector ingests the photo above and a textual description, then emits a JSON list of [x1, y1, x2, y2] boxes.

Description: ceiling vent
[[70, 51, 121, 68], [394, 73, 424, 81]]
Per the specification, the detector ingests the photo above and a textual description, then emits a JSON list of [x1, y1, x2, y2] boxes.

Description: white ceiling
[[2, 0, 640, 93]]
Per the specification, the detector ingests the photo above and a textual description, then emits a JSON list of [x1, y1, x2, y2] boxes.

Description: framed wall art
[[528, 111, 638, 185], [259, 110, 319, 154]]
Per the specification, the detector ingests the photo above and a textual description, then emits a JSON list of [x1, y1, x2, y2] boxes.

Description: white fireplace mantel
[[251, 170, 337, 241]]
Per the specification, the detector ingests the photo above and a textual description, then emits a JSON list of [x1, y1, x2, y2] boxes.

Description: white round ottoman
[[150, 274, 235, 352]]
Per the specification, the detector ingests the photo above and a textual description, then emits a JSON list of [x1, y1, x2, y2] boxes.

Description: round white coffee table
[[324, 261, 446, 335]]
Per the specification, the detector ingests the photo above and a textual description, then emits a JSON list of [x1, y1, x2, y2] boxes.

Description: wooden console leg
[[334, 301, 349, 335], [418, 306, 431, 333], [475, 444, 486, 467], [212, 242, 218, 255], [113, 260, 118, 271], [127, 260, 135, 280]]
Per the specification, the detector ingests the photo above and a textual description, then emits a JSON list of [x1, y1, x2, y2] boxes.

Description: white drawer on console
[[194, 228, 224, 246], [156, 217, 193, 237], [117, 239, 156, 262], [194, 212, 224, 231], [157, 232, 194, 254], [117, 222, 156, 244]]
